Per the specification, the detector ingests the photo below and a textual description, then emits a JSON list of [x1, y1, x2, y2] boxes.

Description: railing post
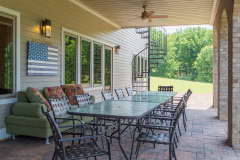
[[148, 27, 151, 91]]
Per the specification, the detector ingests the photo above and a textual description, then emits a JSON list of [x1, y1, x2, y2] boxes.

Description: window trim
[[62, 27, 114, 91], [0, 6, 20, 103], [63, 33, 78, 85]]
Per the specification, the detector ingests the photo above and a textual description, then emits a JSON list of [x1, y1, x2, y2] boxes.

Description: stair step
[[150, 57, 164, 59], [149, 53, 167, 56], [133, 81, 148, 83]]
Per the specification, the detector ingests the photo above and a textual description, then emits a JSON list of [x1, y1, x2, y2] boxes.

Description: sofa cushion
[[43, 86, 66, 100], [26, 87, 51, 111], [61, 84, 85, 105], [12, 102, 47, 118], [17, 91, 29, 103]]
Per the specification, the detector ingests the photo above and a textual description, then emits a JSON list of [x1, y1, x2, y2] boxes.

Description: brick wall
[[231, 0, 240, 149], [213, 0, 240, 149]]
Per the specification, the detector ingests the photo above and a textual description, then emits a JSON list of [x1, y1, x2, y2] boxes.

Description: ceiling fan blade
[[148, 18, 152, 23], [146, 11, 155, 17], [148, 15, 168, 18], [125, 17, 141, 21]]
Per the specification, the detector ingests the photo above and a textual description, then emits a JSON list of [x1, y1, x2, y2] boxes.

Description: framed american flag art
[[27, 41, 58, 76]]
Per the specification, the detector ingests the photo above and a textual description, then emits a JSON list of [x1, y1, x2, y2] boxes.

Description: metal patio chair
[[49, 97, 85, 137], [158, 85, 174, 92], [130, 99, 185, 160], [125, 87, 133, 96], [75, 93, 92, 107], [41, 107, 111, 160], [101, 91, 115, 101], [114, 88, 125, 99]]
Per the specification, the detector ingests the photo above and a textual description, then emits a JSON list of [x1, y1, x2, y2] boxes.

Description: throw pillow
[[43, 86, 66, 100], [26, 87, 51, 111], [61, 84, 85, 105]]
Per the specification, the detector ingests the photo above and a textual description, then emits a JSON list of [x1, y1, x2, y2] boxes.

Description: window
[[0, 14, 14, 96], [94, 43, 102, 86], [64, 35, 77, 84], [81, 39, 91, 87], [62, 28, 114, 90], [104, 47, 112, 92]]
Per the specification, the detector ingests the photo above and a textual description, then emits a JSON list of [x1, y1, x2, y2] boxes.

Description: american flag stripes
[[27, 41, 58, 76]]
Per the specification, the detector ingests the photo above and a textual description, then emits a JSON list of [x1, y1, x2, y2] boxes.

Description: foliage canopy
[[151, 27, 213, 83]]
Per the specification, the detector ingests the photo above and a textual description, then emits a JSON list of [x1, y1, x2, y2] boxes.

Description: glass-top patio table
[[116, 94, 175, 103], [135, 91, 177, 97], [67, 92, 175, 160]]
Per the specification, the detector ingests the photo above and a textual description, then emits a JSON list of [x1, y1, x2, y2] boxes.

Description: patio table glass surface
[[135, 91, 177, 97], [116, 95, 172, 103], [67, 100, 160, 119]]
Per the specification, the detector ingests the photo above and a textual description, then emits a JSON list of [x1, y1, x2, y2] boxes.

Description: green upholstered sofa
[[5, 90, 95, 144]]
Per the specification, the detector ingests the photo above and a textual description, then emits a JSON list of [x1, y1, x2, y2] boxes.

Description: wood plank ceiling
[[73, 0, 214, 28]]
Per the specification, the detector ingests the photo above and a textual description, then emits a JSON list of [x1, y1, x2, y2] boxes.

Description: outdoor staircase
[[132, 27, 167, 92]]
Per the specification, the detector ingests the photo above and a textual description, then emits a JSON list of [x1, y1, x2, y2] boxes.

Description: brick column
[[219, 11, 229, 121], [231, 0, 240, 149], [213, 29, 219, 109]]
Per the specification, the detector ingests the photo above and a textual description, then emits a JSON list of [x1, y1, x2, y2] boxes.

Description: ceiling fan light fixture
[[142, 18, 148, 22]]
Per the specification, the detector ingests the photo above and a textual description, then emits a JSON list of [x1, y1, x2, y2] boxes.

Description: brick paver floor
[[0, 93, 239, 160]]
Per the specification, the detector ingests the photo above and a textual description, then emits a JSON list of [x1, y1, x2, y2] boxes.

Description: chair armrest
[[58, 123, 94, 135], [150, 116, 175, 120], [59, 135, 107, 143], [55, 118, 84, 125], [58, 123, 85, 128], [142, 124, 174, 129], [12, 102, 47, 118]]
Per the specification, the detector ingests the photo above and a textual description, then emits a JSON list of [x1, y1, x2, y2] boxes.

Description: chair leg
[[177, 123, 182, 136], [175, 134, 179, 143], [12, 134, 16, 140], [130, 129, 136, 160], [52, 149, 56, 160], [135, 141, 140, 154], [135, 142, 141, 159], [172, 144, 177, 160], [45, 137, 50, 144], [182, 113, 187, 131], [169, 144, 172, 160], [174, 138, 178, 148], [184, 109, 187, 121]]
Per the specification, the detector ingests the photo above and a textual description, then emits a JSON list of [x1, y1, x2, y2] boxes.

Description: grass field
[[150, 77, 213, 93]]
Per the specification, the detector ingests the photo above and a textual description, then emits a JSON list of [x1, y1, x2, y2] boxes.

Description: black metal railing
[[132, 27, 167, 92]]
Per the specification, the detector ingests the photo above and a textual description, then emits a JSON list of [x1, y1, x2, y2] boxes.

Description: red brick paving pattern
[[0, 94, 239, 160]]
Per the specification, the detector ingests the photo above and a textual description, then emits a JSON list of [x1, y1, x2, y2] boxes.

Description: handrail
[[132, 26, 167, 91]]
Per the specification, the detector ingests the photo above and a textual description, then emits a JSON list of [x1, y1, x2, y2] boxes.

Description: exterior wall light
[[115, 45, 120, 54], [41, 19, 51, 38]]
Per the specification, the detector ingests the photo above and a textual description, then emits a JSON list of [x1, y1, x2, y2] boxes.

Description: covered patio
[[0, 0, 240, 160]]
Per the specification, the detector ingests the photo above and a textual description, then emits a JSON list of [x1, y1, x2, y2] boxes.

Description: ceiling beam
[[69, 0, 121, 29], [209, 0, 220, 25]]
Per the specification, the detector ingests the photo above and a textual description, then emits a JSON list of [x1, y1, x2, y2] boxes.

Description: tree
[[151, 27, 213, 82], [194, 46, 213, 82]]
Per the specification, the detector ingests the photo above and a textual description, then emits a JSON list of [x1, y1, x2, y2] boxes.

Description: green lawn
[[150, 77, 213, 93]]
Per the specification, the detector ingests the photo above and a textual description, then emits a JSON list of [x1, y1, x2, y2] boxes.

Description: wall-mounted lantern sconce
[[40, 19, 51, 38], [115, 45, 120, 54]]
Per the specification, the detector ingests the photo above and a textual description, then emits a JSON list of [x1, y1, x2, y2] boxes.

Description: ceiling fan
[[140, 5, 168, 22]]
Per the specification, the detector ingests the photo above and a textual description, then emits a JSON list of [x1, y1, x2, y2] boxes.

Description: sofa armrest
[[90, 95, 95, 104], [12, 102, 47, 118]]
